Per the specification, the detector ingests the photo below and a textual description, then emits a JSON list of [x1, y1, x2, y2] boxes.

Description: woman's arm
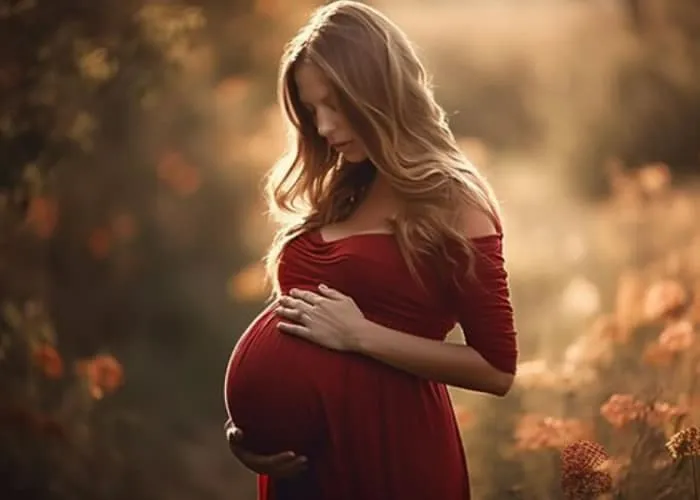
[[353, 320, 514, 396], [277, 206, 518, 396], [354, 206, 517, 396]]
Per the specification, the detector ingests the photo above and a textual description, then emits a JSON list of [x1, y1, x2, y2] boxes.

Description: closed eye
[[322, 96, 338, 112], [302, 96, 338, 115]]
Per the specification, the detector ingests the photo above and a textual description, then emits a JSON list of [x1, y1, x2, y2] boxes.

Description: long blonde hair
[[264, 0, 502, 296]]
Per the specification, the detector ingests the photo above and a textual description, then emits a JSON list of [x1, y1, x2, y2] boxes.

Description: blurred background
[[1, 0, 699, 499]]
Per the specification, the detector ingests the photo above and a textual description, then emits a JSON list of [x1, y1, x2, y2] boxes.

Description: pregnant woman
[[224, 2, 519, 499]]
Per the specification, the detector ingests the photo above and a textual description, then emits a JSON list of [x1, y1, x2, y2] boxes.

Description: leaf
[[22, 164, 43, 197], [1, 302, 23, 331], [38, 322, 56, 344]]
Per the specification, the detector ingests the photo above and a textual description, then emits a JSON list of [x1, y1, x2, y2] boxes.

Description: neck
[[357, 172, 400, 220], [366, 172, 393, 201]]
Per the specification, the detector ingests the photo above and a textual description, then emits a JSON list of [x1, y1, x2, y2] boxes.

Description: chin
[[343, 152, 369, 164]]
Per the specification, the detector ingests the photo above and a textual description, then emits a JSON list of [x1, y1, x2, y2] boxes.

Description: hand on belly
[[225, 418, 308, 478]]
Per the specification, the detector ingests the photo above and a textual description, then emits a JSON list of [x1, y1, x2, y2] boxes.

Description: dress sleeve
[[448, 234, 518, 374]]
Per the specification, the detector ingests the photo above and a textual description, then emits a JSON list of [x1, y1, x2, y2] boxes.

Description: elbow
[[492, 371, 515, 397]]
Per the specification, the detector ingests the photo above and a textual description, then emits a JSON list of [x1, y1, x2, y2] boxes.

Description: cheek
[[336, 116, 354, 135]]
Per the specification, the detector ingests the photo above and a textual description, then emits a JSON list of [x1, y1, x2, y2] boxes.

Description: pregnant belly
[[224, 307, 344, 456]]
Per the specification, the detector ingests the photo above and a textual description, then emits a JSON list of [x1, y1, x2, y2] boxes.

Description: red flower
[[25, 196, 59, 239], [33, 343, 63, 379], [666, 426, 700, 460], [76, 354, 124, 400], [561, 440, 613, 500]]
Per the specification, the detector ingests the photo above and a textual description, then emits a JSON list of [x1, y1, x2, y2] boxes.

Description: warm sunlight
[[2, 1, 700, 499]]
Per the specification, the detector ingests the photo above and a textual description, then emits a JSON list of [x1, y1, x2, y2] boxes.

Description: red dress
[[224, 229, 518, 500]]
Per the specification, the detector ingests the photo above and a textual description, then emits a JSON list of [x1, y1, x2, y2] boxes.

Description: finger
[[276, 306, 305, 323], [289, 288, 323, 305], [318, 283, 344, 299], [270, 457, 309, 477], [263, 452, 308, 469], [278, 321, 311, 338], [234, 447, 294, 463], [224, 418, 238, 434], [226, 424, 243, 445], [234, 448, 305, 472], [224, 419, 243, 442], [279, 296, 314, 313]]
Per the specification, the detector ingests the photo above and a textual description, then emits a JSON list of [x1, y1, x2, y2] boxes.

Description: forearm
[[354, 319, 514, 396]]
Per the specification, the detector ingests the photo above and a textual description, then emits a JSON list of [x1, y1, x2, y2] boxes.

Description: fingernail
[[319, 284, 327, 289]]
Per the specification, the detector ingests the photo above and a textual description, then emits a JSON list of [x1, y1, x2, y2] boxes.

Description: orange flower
[[157, 151, 201, 197], [646, 402, 687, 428], [514, 414, 591, 451], [658, 320, 695, 352], [643, 321, 696, 368], [76, 354, 124, 400], [33, 343, 63, 379], [643, 280, 688, 321], [25, 196, 59, 239], [636, 162, 671, 195], [600, 394, 646, 428], [601, 395, 686, 430]]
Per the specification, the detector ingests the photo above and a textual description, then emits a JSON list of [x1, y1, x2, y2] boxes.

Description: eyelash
[[305, 103, 337, 116]]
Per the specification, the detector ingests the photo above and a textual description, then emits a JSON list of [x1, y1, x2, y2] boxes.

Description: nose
[[316, 108, 335, 138]]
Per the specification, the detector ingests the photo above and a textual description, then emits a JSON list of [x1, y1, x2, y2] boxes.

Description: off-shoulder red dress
[[224, 228, 517, 500]]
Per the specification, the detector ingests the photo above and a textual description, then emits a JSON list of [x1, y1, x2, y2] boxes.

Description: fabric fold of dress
[[224, 229, 517, 500]]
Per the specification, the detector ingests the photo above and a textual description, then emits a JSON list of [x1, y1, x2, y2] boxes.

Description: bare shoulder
[[456, 203, 500, 239]]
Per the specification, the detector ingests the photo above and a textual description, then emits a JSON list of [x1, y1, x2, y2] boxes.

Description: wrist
[[349, 316, 373, 354]]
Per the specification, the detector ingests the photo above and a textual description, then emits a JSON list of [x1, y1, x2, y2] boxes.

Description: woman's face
[[294, 62, 368, 163]]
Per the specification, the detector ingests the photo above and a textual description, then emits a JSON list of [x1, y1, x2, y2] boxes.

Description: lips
[[331, 140, 352, 150]]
